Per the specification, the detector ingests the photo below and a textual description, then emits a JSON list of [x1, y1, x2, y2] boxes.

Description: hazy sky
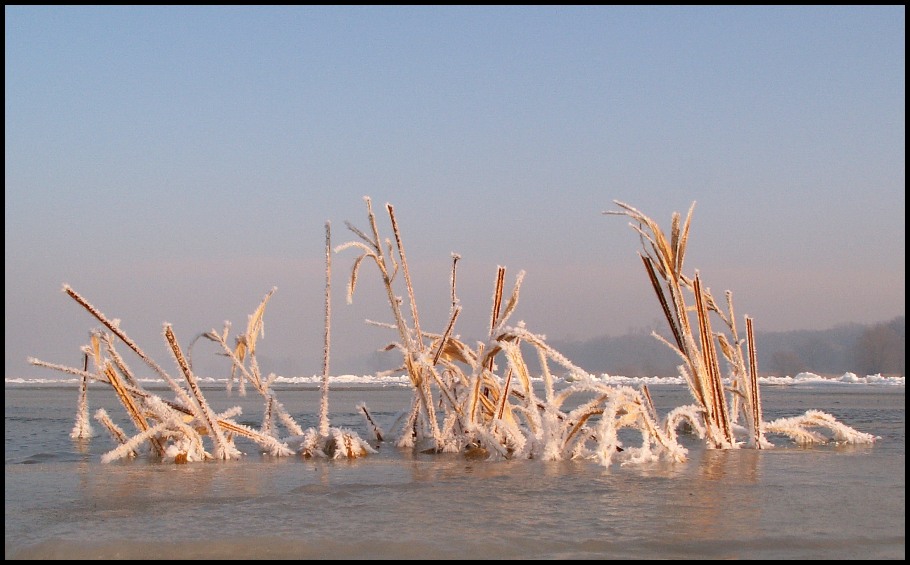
[[6, 6, 905, 378]]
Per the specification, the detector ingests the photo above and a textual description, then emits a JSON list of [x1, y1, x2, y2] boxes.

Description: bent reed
[[29, 197, 876, 467]]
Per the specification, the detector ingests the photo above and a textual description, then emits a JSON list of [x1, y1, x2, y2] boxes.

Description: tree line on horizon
[[544, 315, 905, 379], [334, 315, 905, 380]]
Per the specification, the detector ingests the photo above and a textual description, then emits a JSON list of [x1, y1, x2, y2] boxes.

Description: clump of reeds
[[31, 220, 376, 463], [336, 196, 694, 466], [32, 195, 878, 469], [604, 200, 875, 449], [30, 285, 322, 463]]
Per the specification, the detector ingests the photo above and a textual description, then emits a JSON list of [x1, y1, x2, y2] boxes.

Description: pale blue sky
[[6, 6, 905, 378]]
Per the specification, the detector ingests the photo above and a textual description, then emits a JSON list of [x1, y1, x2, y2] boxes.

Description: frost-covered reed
[[605, 200, 875, 450], [69, 354, 93, 439], [30, 197, 876, 468], [30, 279, 370, 462]]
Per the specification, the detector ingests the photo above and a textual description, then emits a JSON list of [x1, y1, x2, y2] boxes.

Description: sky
[[5, 6, 905, 379]]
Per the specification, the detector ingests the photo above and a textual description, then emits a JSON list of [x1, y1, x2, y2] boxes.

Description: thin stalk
[[63, 285, 194, 409], [320, 221, 332, 438], [103, 362, 165, 456], [70, 353, 92, 439], [641, 254, 684, 352], [432, 306, 461, 366], [746, 316, 764, 448], [450, 253, 461, 312], [387, 203, 425, 351], [483, 267, 506, 402], [694, 275, 732, 445], [93, 409, 137, 458], [101, 333, 138, 388], [165, 324, 237, 460]]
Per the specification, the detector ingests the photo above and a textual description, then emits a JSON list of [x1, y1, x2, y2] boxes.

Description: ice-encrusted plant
[[337, 197, 702, 466], [69, 353, 94, 440], [605, 200, 876, 449], [291, 221, 375, 459], [45, 220, 373, 464], [31, 196, 877, 468], [31, 286, 317, 463]]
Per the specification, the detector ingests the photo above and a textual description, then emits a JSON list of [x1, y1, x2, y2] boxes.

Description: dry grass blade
[[494, 270, 526, 332], [641, 384, 659, 423], [89, 333, 102, 369], [358, 402, 384, 442], [670, 211, 681, 264], [716, 332, 735, 362], [243, 287, 276, 359], [345, 252, 368, 304], [343, 219, 379, 252], [70, 366, 93, 439], [489, 266, 506, 336], [495, 368, 514, 421], [675, 201, 695, 275], [562, 401, 607, 453], [641, 254, 684, 351]]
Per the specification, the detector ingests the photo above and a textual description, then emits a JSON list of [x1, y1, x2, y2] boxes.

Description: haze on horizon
[[5, 6, 905, 378]]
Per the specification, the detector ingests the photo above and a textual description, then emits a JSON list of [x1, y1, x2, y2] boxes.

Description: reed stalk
[[103, 361, 166, 456], [338, 197, 442, 448], [432, 306, 461, 366], [387, 203, 443, 445], [450, 253, 461, 311], [63, 285, 196, 410], [100, 333, 139, 389], [387, 203, 425, 350], [746, 317, 765, 447], [320, 221, 333, 438], [101, 423, 170, 464], [204, 320, 303, 436], [165, 324, 239, 460], [358, 402, 384, 442], [93, 408, 136, 458], [694, 274, 733, 445], [70, 353, 93, 439]]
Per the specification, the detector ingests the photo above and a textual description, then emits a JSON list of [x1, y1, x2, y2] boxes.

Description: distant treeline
[[546, 315, 905, 378], [349, 316, 904, 379]]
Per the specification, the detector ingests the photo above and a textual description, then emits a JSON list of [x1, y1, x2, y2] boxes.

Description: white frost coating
[[764, 410, 879, 445], [328, 427, 378, 459], [70, 399, 94, 439], [101, 422, 169, 463], [34, 201, 882, 471]]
